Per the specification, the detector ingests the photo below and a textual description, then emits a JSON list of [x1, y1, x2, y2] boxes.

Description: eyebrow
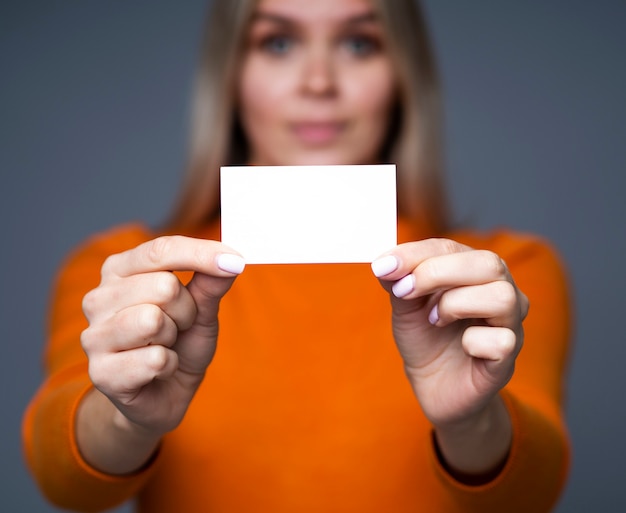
[[250, 11, 380, 27]]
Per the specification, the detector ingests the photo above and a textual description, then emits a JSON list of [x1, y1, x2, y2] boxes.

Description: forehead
[[252, 0, 377, 24]]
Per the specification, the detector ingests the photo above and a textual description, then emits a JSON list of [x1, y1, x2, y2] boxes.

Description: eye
[[342, 35, 381, 57], [260, 34, 295, 56]]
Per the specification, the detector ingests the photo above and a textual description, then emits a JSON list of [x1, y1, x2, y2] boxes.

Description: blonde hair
[[167, 0, 449, 234]]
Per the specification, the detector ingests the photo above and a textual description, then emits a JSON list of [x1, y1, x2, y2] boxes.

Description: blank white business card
[[220, 165, 397, 264]]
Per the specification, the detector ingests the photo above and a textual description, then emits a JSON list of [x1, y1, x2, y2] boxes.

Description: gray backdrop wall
[[2, 1, 625, 511]]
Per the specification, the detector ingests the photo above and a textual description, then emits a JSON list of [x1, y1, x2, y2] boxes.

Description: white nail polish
[[371, 255, 398, 277], [428, 304, 439, 325], [217, 254, 246, 274], [392, 275, 414, 298]]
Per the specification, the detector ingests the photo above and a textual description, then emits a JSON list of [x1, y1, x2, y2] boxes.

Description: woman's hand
[[77, 236, 245, 473], [371, 238, 528, 477]]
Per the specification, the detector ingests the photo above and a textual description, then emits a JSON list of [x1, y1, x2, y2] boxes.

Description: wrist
[[110, 406, 162, 447], [77, 388, 162, 476], [433, 396, 512, 481]]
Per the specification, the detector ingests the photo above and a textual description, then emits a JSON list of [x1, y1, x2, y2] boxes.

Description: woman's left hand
[[371, 239, 529, 431]]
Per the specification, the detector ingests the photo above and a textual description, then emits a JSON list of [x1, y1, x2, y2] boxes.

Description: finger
[[372, 241, 510, 300], [83, 271, 198, 329], [89, 345, 179, 399], [102, 236, 245, 279], [461, 325, 520, 386], [82, 304, 178, 355], [186, 271, 231, 320], [371, 238, 472, 281], [405, 250, 509, 299], [432, 281, 522, 329], [163, 258, 244, 376], [160, 270, 238, 378]]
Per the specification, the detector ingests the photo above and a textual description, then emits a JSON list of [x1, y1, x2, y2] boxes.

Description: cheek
[[238, 60, 296, 164], [239, 61, 292, 124], [346, 66, 396, 122], [239, 72, 266, 126]]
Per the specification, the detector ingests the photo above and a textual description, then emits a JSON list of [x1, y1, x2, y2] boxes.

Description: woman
[[23, 0, 571, 511]]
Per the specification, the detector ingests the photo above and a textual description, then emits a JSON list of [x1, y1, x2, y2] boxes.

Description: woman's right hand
[[80, 236, 245, 441]]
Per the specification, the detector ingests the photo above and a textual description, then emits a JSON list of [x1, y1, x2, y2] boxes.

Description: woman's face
[[237, 0, 397, 166]]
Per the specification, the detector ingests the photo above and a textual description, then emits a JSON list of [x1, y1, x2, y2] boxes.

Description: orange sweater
[[23, 219, 571, 512]]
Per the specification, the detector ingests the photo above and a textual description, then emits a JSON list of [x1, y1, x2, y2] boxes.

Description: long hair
[[166, 0, 449, 234]]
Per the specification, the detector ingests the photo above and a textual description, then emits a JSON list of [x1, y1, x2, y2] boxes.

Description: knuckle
[[81, 289, 99, 318], [420, 259, 442, 286], [493, 280, 517, 310], [136, 304, 166, 340], [482, 250, 507, 277], [439, 238, 462, 255], [191, 239, 211, 270], [147, 345, 170, 373], [101, 253, 121, 277], [87, 356, 108, 389], [80, 327, 95, 353], [497, 328, 517, 356], [153, 272, 181, 304], [146, 236, 175, 266]]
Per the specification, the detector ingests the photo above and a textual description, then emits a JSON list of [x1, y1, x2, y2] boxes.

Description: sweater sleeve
[[22, 224, 157, 512], [429, 231, 572, 512]]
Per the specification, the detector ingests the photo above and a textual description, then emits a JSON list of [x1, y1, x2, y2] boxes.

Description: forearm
[[76, 388, 161, 476], [428, 390, 569, 512], [433, 395, 511, 484], [23, 366, 157, 511]]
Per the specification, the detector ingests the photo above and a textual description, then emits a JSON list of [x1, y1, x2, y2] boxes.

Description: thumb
[[186, 253, 245, 327], [172, 254, 245, 375], [462, 325, 518, 393]]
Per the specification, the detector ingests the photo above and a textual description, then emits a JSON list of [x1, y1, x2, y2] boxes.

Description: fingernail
[[428, 304, 439, 325], [217, 254, 246, 274], [392, 274, 415, 298], [371, 255, 398, 277]]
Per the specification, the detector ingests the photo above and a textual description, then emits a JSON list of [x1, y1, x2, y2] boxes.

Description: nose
[[300, 45, 337, 97]]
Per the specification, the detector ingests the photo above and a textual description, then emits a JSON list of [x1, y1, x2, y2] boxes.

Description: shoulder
[[53, 223, 155, 293], [64, 223, 155, 267], [47, 223, 157, 356], [449, 228, 570, 295], [450, 228, 563, 266]]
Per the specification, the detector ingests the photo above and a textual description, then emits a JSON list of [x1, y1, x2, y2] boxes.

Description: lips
[[290, 121, 346, 145]]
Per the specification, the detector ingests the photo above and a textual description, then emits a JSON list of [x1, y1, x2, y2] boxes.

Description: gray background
[[1, 1, 625, 511]]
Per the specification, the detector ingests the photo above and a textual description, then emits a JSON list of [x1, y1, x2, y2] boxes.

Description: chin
[[279, 150, 374, 167]]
